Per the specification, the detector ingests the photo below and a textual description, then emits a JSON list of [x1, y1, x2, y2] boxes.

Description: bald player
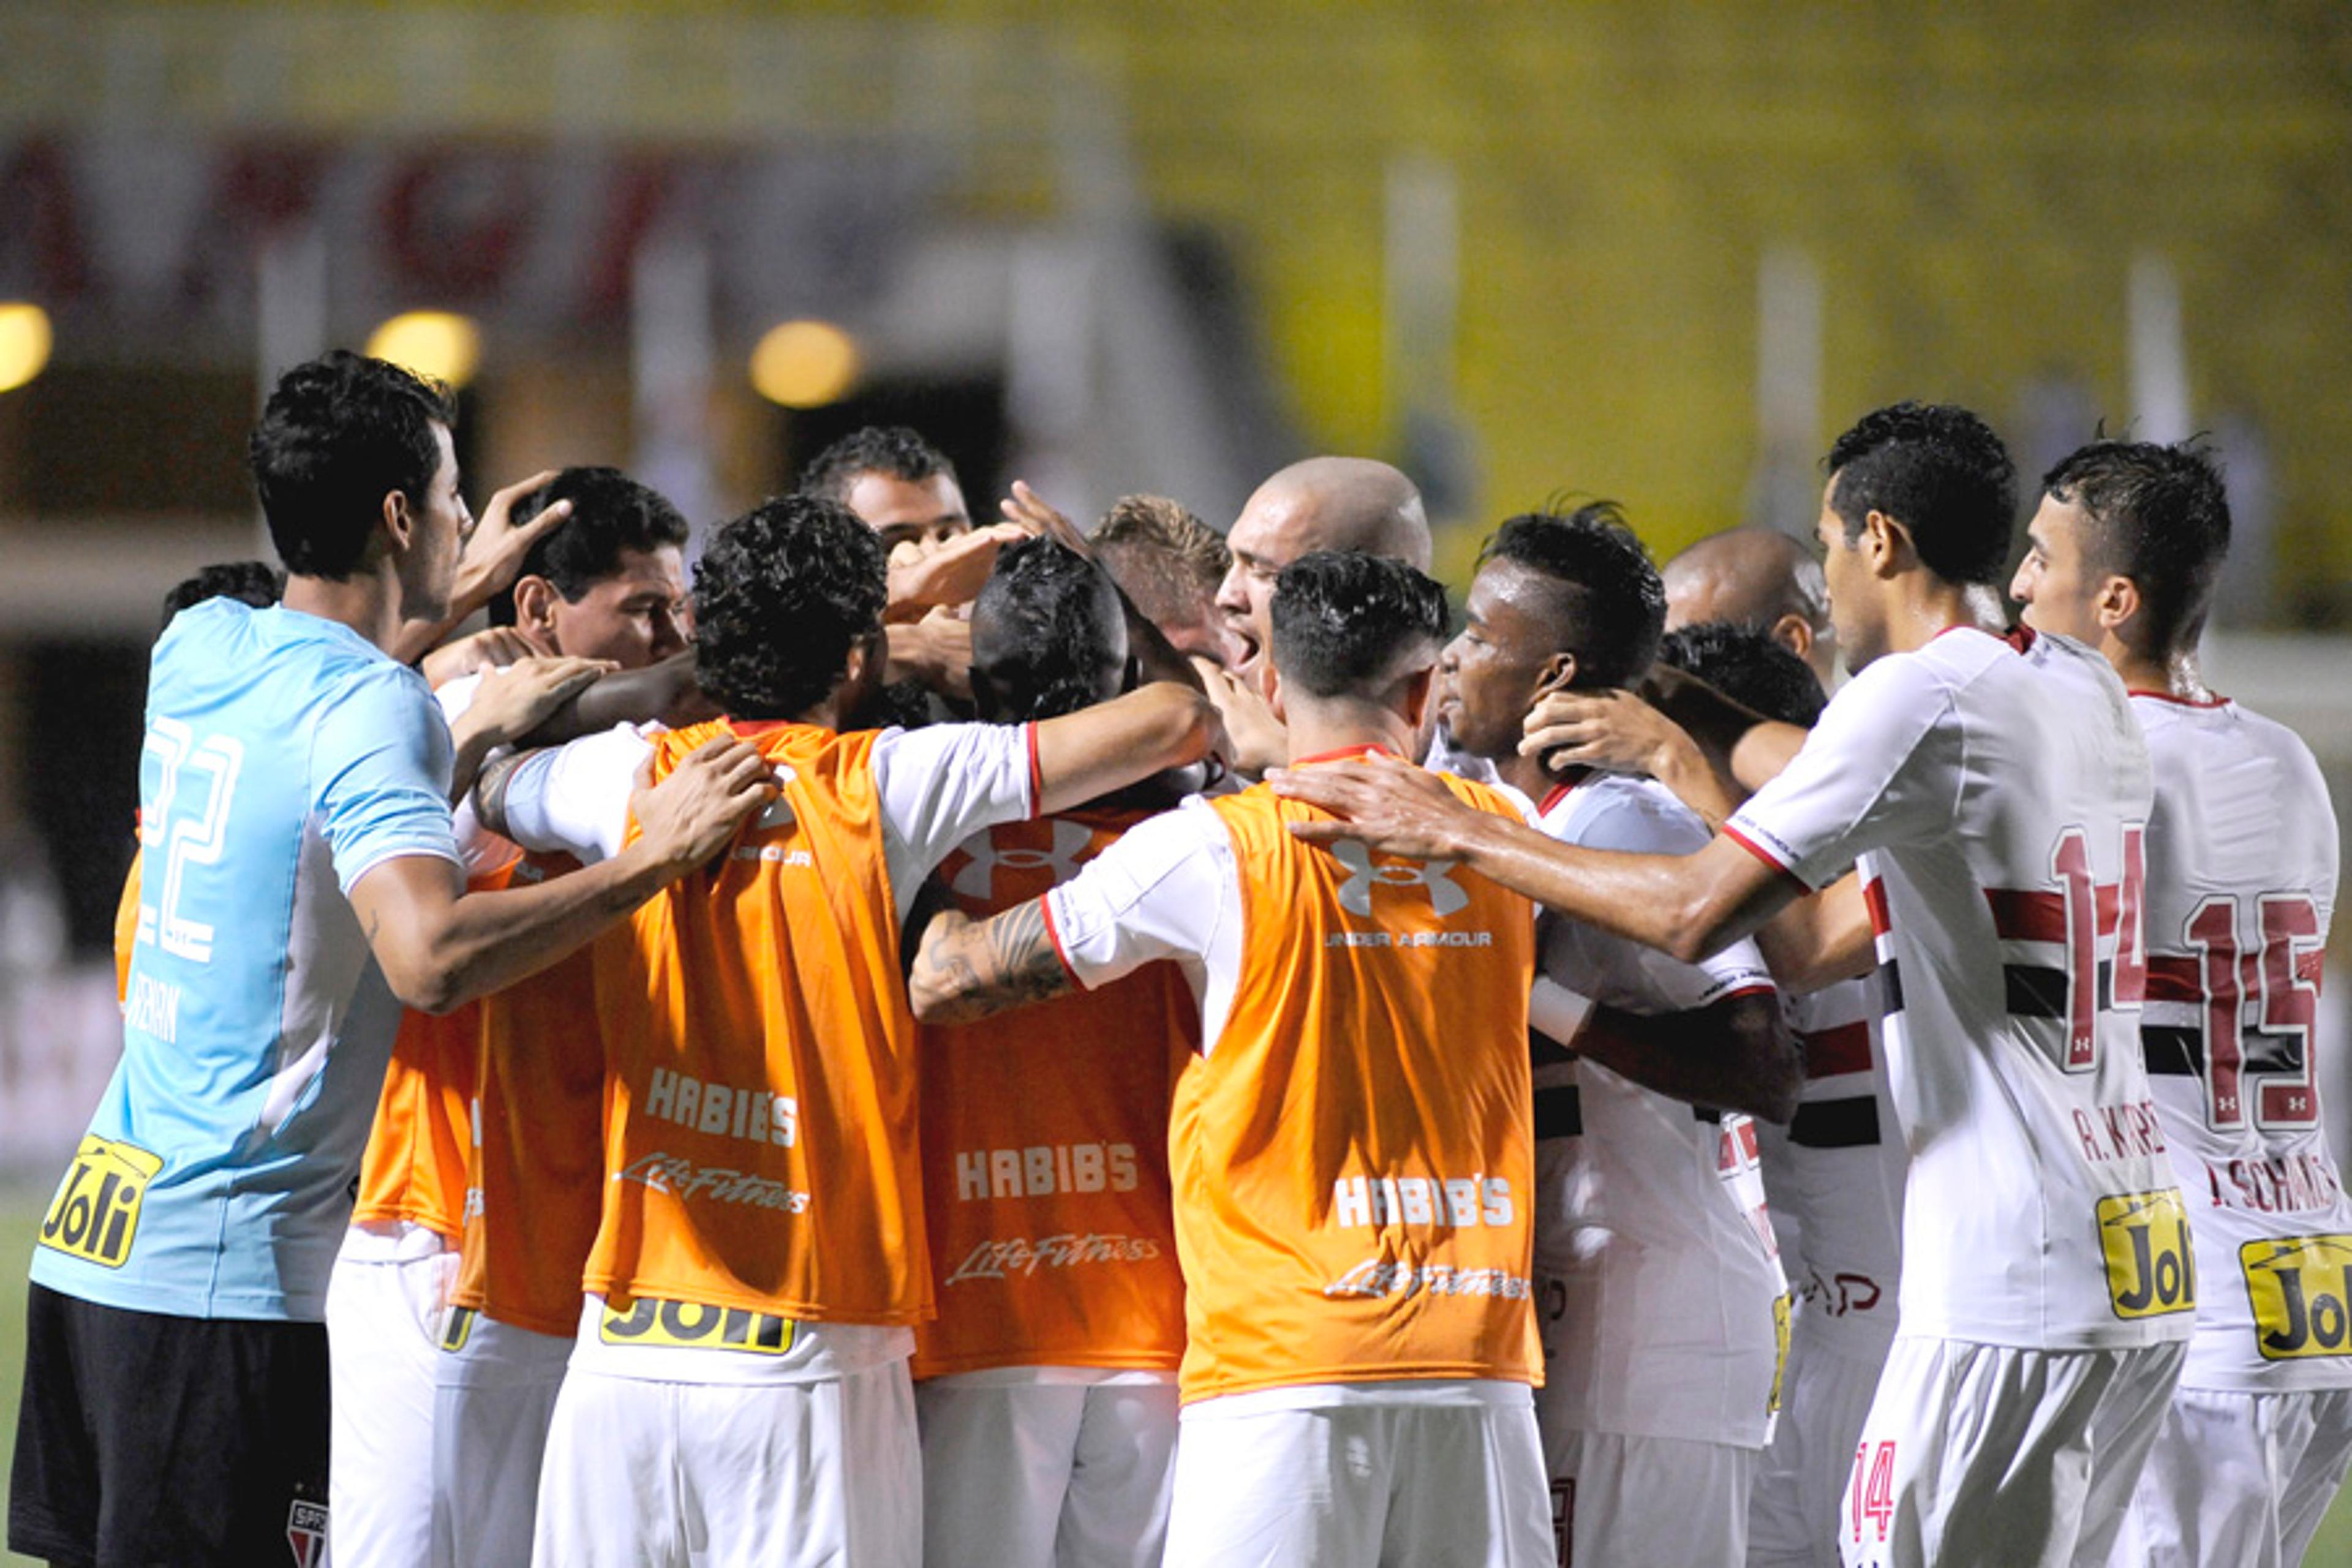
[[1210, 457, 1431, 777], [1662, 527, 1838, 689]]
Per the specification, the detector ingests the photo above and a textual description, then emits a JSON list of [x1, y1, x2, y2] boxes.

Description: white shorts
[[325, 1230, 456, 1568], [1550, 1428, 1760, 1568], [915, 1374, 1178, 1568], [1748, 1329, 1893, 1566], [532, 1357, 921, 1568], [2107, 1384, 2352, 1568], [1162, 1387, 1551, 1568], [1838, 1336, 2185, 1568], [428, 1308, 571, 1568]]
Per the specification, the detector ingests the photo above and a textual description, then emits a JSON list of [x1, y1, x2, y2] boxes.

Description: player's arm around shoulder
[[351, 734, 778, 1014], [1030, 681, 1221, 817]]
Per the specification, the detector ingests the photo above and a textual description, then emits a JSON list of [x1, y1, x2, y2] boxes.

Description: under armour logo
[[951, 819, 1095, 900], [1331, 839, 1468, 918]]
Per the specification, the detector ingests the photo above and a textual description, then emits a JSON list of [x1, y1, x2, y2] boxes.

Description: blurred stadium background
[[1, 4, 2350, 1559]]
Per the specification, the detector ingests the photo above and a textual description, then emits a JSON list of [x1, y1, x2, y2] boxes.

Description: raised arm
[[352, 736, 776, 1013], [907, 895, 1077, 1026]]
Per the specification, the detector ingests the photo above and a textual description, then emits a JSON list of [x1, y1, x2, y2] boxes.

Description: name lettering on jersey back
[[123, 974, 181, 1043], [2070, 1099, 2168, 1165], [614, 1152, 810, 1213], [643, 1068, 797, 1148], [1332, 1173, 1514, 1230], [954, 1143, 1138, 1202], [943, 1232, 1162, 1286], [2201, 1152, 2345, 1215]]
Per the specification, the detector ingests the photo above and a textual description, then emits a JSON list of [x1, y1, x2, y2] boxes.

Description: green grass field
[[0, 1179, 2348, 1566]]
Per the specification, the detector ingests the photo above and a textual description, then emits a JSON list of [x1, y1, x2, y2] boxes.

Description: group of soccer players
[[6, 345, 2347, 1568]]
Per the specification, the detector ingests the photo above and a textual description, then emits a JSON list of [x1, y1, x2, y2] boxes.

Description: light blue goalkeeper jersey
[[29, 600, 461, 1322]]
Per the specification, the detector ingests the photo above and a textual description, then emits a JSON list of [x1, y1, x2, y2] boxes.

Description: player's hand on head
[[459, 655, 617, 750], [998, 481, 1093, 559], [1519, 687, 1689, 779], [1191, 657, 1286, 778], [421, 625, 539, 689], [452, 469, 571, 613], [1269, 755, 1474, 860], [628, 737, 782, 874], [884, 610, 975, 701], [886, 522, 1030, 617]]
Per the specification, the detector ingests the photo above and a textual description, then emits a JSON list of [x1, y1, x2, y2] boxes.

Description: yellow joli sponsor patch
[[2097, 1188, 2196, 1321], [598, 1295, 796, 1355], [440, 1306, 477, 1354], [38, 1135, 164, 1270], [2241, 1234, 2352, 1361]]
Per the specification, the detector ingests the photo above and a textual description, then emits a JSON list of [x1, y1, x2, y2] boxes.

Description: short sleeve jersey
[[36, 601, 460, 1321], [911, 810, 1194, 1381], [2132, 692, 2352, 1391], [1752, 975, 1905, 1354], [1527, 773, 1789, 1449], [496, 715, 1036, 1384], [1047, 752, 1542, 1404], [1725, 627, 2190, 1351]]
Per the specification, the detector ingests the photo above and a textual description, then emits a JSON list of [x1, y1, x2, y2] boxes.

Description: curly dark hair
[[971, 538, 1128, 723], [488, 467, 690, 625], [1476, 502, 1665, 690], [1269, 550, 1450, 700], [692, 495, 888, 720], [159, 560, 283, 635], [2041, 439, 2231, 657], [248, 350, 456, 579], [1825, 401, 2018, 586], [796, 425, 960, 507], [1659, 622, 1826, 728]]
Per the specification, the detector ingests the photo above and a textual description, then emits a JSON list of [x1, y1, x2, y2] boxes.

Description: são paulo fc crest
[[286, 1499, 328, 1567]]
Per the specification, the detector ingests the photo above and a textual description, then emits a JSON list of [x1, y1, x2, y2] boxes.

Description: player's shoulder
[[1539, 771, 1708, 855]]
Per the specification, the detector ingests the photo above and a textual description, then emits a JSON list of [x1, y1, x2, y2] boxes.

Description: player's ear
[[1536, 650, 1577, 695], [511, 575, 560, 641], [380, 487, 415, 556], [2095, 573, 2141, 637], [1863, 510, 1909, 577], [1771, 612, 1814, 664], [1399, 662, 1438, 729], [1265, 662, 1288, 726]]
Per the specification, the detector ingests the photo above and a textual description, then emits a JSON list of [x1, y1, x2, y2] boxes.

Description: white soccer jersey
[[1531, 773, 1789, 1449], [1758, 976, 1905, 1352], [2132, 692, 2352, 1392], [1725, 626, 2190, 1352]]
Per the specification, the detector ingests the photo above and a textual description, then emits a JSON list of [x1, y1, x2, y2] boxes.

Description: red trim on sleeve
[[1723, 983, 1779, 1001], [1040, 894, 1081, 986], [1723, 825, 1810, 896], [1861, 876, 1893, 938], [1025, 722, 1045, 821]]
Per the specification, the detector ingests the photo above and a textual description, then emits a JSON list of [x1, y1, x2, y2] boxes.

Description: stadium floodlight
[[365, 310, 483, 390], [0, 301, 53, 394], [749, 318, 859, 409]]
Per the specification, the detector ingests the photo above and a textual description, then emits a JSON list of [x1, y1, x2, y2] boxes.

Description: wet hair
[[970, 538, 1128, 723], [1825, 401, 2018, 586], [248, 350, 456, 579], [796, 426, 960, 507], [2041, 439, 2232, 656], [1658, 621, 1826, 728], [488, 467, 688, 624], [159, 560, 283, 635], [1476, 502, 1665, 689], [691, 495, 888, 720], [1268, 550, 1449, 700]]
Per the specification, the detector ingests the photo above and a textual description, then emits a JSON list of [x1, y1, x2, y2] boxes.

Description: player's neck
[[1494, 747, 1553, 802], [1283, 699, 1418, 767], [2110, 638, 2212, 703], [1882, 578, 2005, 657], [279, 567, 410, 656]]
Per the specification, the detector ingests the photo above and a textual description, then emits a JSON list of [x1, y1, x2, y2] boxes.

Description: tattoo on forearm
[[914, 897, 1073, 1023]]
